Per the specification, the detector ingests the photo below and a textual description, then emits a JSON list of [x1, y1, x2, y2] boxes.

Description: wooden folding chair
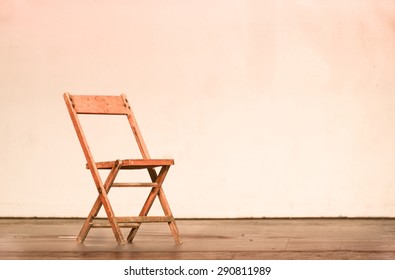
[[63, 93, 182, 245]]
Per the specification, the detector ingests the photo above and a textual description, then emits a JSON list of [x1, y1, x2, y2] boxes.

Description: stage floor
[[1, 218, 395, 260]]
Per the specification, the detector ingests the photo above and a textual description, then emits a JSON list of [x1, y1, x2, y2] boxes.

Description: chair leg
[[77, 197, 101, 243], [127, 167, 161, 243], [78, 162, 124, 244], [158, 187, 182, 244], [127, 166, 181, 244], [126, 225, 140, 243], [127, 187, 160, 243]]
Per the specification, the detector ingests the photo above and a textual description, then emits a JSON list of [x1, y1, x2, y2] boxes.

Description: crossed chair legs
[[77, 160, 182, 245]]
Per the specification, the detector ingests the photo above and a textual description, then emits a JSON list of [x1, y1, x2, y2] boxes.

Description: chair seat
[[87, 159, 174, 170]]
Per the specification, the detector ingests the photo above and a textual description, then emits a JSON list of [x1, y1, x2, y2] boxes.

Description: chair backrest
[[68, 95, 130, 115], [63, 93, 151, 166]]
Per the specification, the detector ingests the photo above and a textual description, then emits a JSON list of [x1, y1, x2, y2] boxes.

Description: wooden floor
[[0, 218, 395, 260]]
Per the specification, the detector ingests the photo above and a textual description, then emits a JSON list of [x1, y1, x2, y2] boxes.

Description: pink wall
[[1, 1, 395, 217]]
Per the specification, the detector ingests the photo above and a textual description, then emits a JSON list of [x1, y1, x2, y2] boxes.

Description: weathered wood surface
[[91, 159, 174, 170], [111, 182, 159, 187], [68, 94, 129, 115], [1, 218, 395, 260]]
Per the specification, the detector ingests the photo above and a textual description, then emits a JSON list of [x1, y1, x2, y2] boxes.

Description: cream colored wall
[[1, 1, 395, 218]]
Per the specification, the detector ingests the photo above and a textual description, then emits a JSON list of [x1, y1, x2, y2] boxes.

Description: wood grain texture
[[69, 95, 129, 115], [89, 159, 174, 170], [111, 182, 159, 187], [1, 218, 395, 260]]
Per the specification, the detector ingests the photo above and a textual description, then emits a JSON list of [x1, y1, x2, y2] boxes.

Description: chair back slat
[[70, 95, 128, 115]]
